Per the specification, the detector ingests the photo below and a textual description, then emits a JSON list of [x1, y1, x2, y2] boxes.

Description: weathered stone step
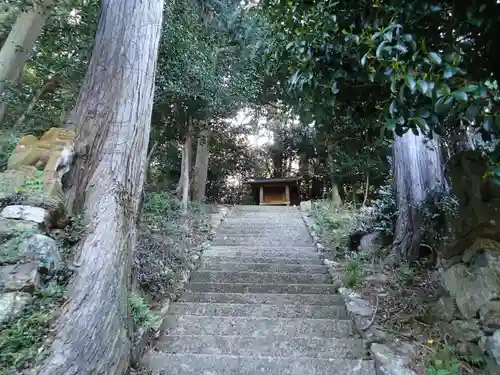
[[157, 334, 364, 358], [143, 352, 376, 375], [169, 302, 348, 319], [179, 292, 344, 306], [212, 239, 313, 246], [162, 315, 353, 338], [201, 254, 324, 265], [213, 237, 312, 244], [187, 282, 337, 294], [204, 246, 318, 257], [200, 261, 327, 274], [190, 271, 330, 284]]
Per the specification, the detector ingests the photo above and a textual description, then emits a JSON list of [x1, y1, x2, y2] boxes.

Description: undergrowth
[[311, 200, 361, 252], [0, 277, 68, 375], [426, 343, 486, 375], [133, 191, 210, 303], [129, 293, 157, 328]]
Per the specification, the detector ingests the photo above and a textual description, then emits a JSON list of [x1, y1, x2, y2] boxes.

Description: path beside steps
[[142, 205, 376, 375]]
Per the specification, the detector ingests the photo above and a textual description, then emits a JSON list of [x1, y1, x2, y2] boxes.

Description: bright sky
[[229, 108, 274, 148]]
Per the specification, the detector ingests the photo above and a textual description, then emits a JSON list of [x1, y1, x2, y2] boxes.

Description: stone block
[[0, 292, 32, 324], [0, 262, 39, 292]]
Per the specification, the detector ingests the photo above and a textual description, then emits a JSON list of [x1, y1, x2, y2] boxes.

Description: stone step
[[190, 271, 331, 285], [157, 334, 364, 358], [220, 221, 306, 225], [178, 292, 344, 306], [201, 254, 324, 265], [200, 261, 327, 274], [143, 352, 376, 375], [213, 236, 312, 243], [187, 282, 337, 294], [204, 247, 318, 257], [212, 239, 313, 246], [162, 315, 353, 338], [169, 302, 348, 319]]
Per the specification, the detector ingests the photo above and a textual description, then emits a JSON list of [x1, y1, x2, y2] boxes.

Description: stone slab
[[178, 292, 344, 306], [142, 352, 376, 375], [157, 334, 364, 358], [200, 255, 324, 265], [190, 271, 331, 284], [200, 261, 327, 274], [186, 282, 337, 294], [161, 315, 353, 338], [169, 302, 349, 319]]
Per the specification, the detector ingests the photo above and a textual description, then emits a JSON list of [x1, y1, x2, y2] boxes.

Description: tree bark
[[192, 128, 210, 201], [37, 0, 163, 373], [362, 173, 370, 207], [181, 138, 190, 215], [391, 130, 447, 264], [0, 0, 53, 123], [177, 131, 192, 198]]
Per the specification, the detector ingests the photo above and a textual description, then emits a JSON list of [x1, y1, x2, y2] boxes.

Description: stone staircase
[[142, 205, 376, 375]]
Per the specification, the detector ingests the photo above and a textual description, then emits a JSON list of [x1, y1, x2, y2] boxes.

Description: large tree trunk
[[192, 128, 210, 202], [0, 0, 53, 123], [181, 139, 190, 215], [37, 0, 163, 374], [177, 131, 192, 198], [391, 130, 447, 264], [326, 149, 342, 206]]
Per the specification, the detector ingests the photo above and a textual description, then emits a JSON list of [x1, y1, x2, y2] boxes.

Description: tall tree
[[37, 0, 164, 373], [391, 130, 448, 264], [0, 0, 54, 123]]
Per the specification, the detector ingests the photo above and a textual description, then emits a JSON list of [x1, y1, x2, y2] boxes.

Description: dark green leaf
[[413, 116, 427, 130], [405, 75, 416, 92], [360, 53, 368, 66], [417, 80, 429, 95], [451, 90, 468, 101], [389, 100, 397, 115], [428, 52, 442, 65], [443, 67, 457, 79], [376, 41, 388, 59], [434, 96, 454, 115]]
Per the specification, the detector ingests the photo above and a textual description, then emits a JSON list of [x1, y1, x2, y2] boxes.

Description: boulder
[[371, 343, 418, 375], [19, 234, 62, 273], [1, 205, 48, 224], [427, 296, 459, 323], [440, 262, 499, 318], [0, 292, 32, 324], [486, 330, 500, 366], [480, 301, 500, 331], [0, 262, 39, 293], [0, 217, 40, 242], [443, 319, 482, 342], [358, 231, 383, 253], [338, 287, 373, 317]]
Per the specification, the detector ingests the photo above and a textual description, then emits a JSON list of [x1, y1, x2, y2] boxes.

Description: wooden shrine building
[[246, 177, 302, 206]]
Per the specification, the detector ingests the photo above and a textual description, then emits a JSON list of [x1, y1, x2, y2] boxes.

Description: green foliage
[[311, 200, 361, 251], [426, 344, 486, 375], [129, 293, 156, 328], [0, 290, 65, 375], [259, 0, 500, 182], [343, 260, 364, 288], [394, 263, 414, 287], [0, 132, 18, 172], [369, 184, 398, 236], [1, 0, 99, 135], [419, 188, 459, 248]]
